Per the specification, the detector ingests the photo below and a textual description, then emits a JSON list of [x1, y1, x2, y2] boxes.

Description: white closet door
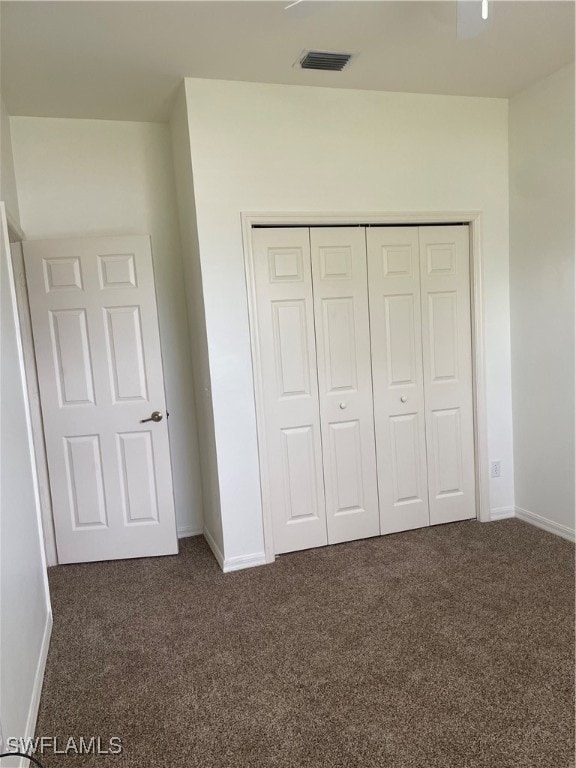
[[310, 228, 380, 543], [367, 227, 430, 534], [419, 226, 476, 524], [252, 228, 328, 554]]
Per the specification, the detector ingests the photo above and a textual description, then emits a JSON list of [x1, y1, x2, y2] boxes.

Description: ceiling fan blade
[[457, 0, 492, 40]]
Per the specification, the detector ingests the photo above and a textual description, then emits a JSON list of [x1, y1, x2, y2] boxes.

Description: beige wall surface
[[509, 64, 575, 536]]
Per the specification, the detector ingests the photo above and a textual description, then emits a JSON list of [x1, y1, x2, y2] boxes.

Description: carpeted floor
[[36, 519, 574, 768]]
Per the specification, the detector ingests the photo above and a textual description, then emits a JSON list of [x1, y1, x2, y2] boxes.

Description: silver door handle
[[141, 411, 163, 423]]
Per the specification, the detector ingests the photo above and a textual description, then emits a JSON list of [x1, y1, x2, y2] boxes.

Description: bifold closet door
[[253, 224, 475, 555], [252, 228, 328, 554], [310, 228, 380, 544], [367, 228, 430, 534], [419, 226, 475, 524], [368, 225, 476, 533]]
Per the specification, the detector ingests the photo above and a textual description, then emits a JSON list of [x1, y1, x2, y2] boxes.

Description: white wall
[[182, 78, 514, 563], [509, 64, 575, 539], [1, 97, 20, 227], [10, 117, 203, 541], [0, 204, 51, 759], [170, 87, 224, 557]]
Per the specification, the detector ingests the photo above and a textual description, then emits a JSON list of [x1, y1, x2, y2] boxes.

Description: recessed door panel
[[118, 432, 159, 524], [431, 409, 464, 498], [419, 227, 475, 525], [428, 291, 459, 382], [105, 306, 148, 402], [329, 420, 364, 515], [24, 235, 178, 563], [49, 309, 95, 407], [389, 413, 424, 506], [367, 227, 430, 534], [311, 227, 380, 544], [426, 243, 457, 276], [385, 294, 418, 388], [98, 253, 137, 289], [64, 435, 107, 529], [322, 297, 358, 392], [281, 425, 320, 522], [43, 257, 83, 292], [382, 245, 414, 278], [319, 245, 352, 280], [272, 300, 310, 398], [268, 247, 304, 283], [253, 228, 328, 554]]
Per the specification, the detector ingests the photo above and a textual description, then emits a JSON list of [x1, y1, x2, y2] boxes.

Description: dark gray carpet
[[36, 519, 574, 767]]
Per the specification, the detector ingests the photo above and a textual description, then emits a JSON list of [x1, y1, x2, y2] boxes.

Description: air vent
[[298, 50, 352, 72]]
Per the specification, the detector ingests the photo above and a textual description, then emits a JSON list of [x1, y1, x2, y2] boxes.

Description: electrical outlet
[[490, 461, 501, 479]]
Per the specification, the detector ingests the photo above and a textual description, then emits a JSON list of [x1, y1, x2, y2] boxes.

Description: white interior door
[[310, 228, 380, 543], [367, 227, 430, 534], [252, 228, 328, 554], [419, 226, 476, 524], [24, 235, 178, 564]]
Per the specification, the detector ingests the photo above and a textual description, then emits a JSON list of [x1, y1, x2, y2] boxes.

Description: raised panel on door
[[117, 431, 159, 524], [280, 425, 321, 523], [49, 308, 96, 406], [419, 226, 476, 524], [366, 227, 430, 534], [310, 227, 380, 544], [104, 305, 148, 402], [252, 228, 327, 554], [63, 434, 108, 529], [24, 235, 178, 563]]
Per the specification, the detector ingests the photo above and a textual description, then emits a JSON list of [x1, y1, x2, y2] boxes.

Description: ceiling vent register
[[299, 51, 352, 71]]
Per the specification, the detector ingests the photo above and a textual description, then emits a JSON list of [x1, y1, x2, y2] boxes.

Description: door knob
[[339, 402, 347, 410], [400, 396, 407, 403], [141, 411, 163, 423]]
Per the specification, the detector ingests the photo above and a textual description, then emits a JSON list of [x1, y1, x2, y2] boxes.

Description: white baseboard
[[223, 552, 267, 573], [490, 506, 515, 521], [203, 526, 225, 570], [202, 528, 266, 573], [177, 525, 203, 539], [17, 610, 53, 766], [515, 506, 575, 543]]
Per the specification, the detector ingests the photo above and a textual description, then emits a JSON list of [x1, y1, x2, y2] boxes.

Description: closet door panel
[[311, 228, 380, 544], [253, 228, 328, 554], [419, 226, 476, 524], [367, 227, 430, 534]]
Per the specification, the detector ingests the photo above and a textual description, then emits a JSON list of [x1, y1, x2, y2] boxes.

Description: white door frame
[[241, 211, 490, 565], [7, 217, 60, 568]]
